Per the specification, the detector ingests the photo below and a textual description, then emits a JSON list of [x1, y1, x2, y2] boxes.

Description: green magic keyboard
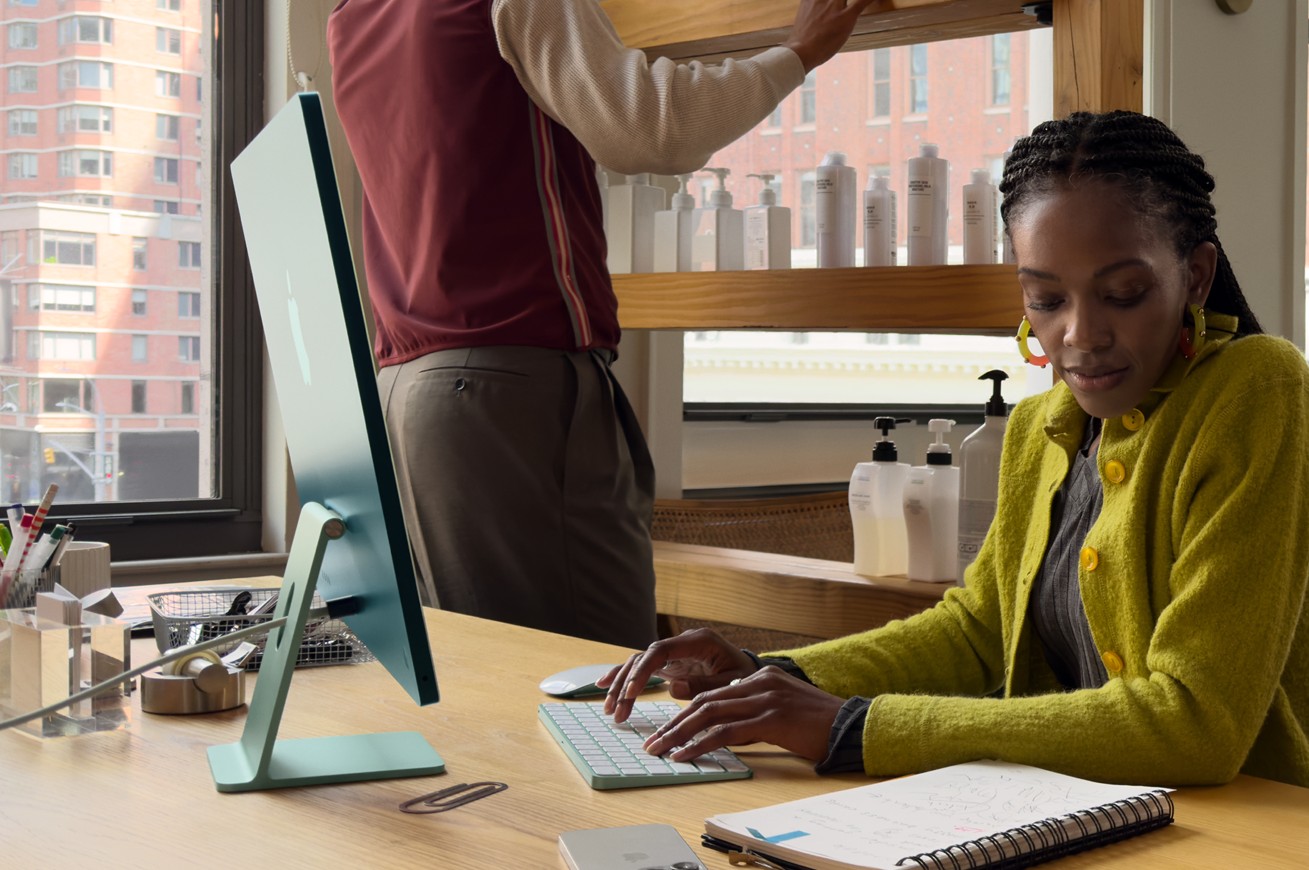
[[539, 701, 752, 790]]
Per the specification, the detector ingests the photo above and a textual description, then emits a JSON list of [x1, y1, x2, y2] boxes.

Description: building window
[[178, 241, 201, 269], [132, 289, 147, 316], [34, 231, 95, 266], [132, 238, 148, 270], [1, 231, 19, 266], [799, 170, 816, 247], [131, 381, 147, 414], [156, 114, 180, 140], [39, 332, 97, 362], [157, 27, 182, 54], [62, 194, 112, 207], [158, 0, 182, 9], [178, 336, 200, 362], [7, 109, 37, 136], [7, 154, 38, 180], [59, 17, 113, 45], [43, 379, 91, 413], [154, 157, 179, 183], [58, 150, 112, 178], [58, 105, 113, 133], [37, 285, 96, 312], [990, 33, 1012, 107], [178, 291, 200, 318], [154, 200, 180, 214], [180, 382, 195, 414], [799, 71, 817, 125], [60, 61, 114, 91], [870, 49, 891, 119], [156, 70, 181, 98], [909, 44, 929, 114], [8, 66, 38, 93], [766, 104, 783, 128], [132, 335, 148, 362], [7, 22, 37, 50]]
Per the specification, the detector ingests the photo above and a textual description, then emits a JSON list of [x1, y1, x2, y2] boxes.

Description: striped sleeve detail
[[527, 102, 592, 349]]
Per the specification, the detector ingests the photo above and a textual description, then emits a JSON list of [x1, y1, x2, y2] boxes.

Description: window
[[7, 22, 37, 49], [156, 70, 181, 98], [58, 150, 112, 178], [154, 157, 179, 183], [8, 109, 37, 136], [154, 200, 180, 214], [8, 154, 38, 180], [180, 382, 195, 414], [132, 335, 148, 362], [37, 284, 96, 312], [798, 171, 817, 248], [158, 0, 181, 9], [178, 241, 201, 269], [157, 27, 182, 54], [132, 289, 147, 316], [870, 49, 891, 119], [990, 34, 1012, 107], [39, 332, 97, 362], [132, 238, 148, 270], [178, 336, 199, 361], [131, 381, 147, 414], [34, 231, 95, 266], [157, 114, 180, 140], [60, 61, 114, 90], [58, 105, 113, 133], [43, 379, 90, 413], [60, 17, 113, 45], [62, 194, 112, 207], [8, 66, 38, 93], [178, 291, 200, 318], [1, 231, 19, 266], [799, 72, 817, 125], [909, 45, 929, 114], [766, 104, 783, 128]]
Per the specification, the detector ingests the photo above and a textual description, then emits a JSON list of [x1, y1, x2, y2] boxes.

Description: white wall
[[1146, 0, 1308, 347]]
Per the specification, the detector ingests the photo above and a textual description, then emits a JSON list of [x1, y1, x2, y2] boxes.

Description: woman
[[600, 111, 1309, 788]]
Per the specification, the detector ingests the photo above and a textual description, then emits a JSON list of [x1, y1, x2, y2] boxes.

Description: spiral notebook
[[702, 760, 1174, 870]]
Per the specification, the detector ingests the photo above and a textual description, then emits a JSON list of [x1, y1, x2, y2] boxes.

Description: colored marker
[[14, 484, 57, 574]]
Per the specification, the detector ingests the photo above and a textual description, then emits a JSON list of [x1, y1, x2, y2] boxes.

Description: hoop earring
[[1178, 304, 1207, 360], [1016, 316, 1049, 368]]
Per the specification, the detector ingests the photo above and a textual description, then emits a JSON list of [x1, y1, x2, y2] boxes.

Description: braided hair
[[999, 110, 1262, 337]]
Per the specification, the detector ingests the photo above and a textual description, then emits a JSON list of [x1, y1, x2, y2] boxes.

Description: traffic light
[[43, 447, 55, 464]]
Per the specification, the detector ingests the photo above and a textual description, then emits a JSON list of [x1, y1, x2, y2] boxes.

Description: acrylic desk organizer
[[0, 608, 131, 738]]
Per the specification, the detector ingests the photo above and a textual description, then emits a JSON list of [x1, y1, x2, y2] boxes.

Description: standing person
[[326, 0, 876, 646], [602, 110, 1309, 787]]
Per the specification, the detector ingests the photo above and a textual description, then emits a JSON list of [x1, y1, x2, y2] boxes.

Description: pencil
[[13, 483, 58, 573]]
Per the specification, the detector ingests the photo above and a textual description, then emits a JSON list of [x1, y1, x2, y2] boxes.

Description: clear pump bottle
[[956, 371, 1008, 585], [849, 416, 910, 577]]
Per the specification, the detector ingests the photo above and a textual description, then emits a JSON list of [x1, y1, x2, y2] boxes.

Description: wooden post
[[1052, 0, 1144, 115]]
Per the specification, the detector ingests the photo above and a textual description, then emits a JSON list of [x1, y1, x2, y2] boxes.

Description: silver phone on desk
[[559, 824, 705, 870]]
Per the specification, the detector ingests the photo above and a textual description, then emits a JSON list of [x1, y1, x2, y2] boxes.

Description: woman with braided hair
[[601, 110, 1309, 787]]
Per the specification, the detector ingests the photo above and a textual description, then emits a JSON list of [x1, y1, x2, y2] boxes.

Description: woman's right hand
[[597, 628, 759, 723]]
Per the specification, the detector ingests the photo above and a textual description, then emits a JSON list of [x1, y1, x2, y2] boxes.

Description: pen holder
[[0, 565, 57, 610], [0, 608, 131, 738]]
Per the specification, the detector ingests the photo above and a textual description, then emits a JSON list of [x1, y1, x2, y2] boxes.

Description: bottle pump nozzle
[[703, 167, 732, 207], [979, 370, 1008, 417], [747, 173, 777, 206], [926, 418, 956, 466], [670, 173, 695, 210], [871, 416, 908, 462]]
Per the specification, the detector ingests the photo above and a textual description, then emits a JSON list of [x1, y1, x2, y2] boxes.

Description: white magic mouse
[[538, 664, 664, 699]]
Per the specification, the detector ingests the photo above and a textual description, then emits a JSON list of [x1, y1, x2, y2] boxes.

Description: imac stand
[[207, 502, 445, 792]]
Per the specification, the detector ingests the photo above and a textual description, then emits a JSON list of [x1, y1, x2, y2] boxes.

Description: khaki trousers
[[377, 345, 658, 648]]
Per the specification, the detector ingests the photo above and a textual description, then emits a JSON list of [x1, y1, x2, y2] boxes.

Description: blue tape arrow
[[747, 827, 810, 844]]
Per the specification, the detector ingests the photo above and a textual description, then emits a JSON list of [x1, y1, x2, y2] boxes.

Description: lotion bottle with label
[[903, 418, 959, 582], [689, 167, 745, 272], [653, 173, 696, 272], [906, 143, 949, 266], [956, 371, 1008, 585], [962, 168, 998, 264], [816, 152, 857, 268], [849, 416, 910, 577], [743, 173, 792, 270], [605, 173, 666, 274], [862, 174, 897, 267]]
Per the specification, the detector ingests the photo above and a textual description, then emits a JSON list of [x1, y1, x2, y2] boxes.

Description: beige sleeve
[[491, 0, 805, 176]]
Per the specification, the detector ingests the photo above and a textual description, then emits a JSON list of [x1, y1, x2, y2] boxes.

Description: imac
[[213, 92, 442, 791]]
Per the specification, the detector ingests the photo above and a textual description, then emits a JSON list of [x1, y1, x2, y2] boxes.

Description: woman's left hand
[[642, 665, 846, 763]]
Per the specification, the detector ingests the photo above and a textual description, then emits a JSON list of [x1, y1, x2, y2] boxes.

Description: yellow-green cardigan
[[778, 315, 1309, 787]]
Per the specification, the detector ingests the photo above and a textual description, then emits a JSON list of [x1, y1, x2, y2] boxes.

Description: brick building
[[0, 0, 208, 503]]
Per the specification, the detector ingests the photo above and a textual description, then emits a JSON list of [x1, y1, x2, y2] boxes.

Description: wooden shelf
[[614, 264, 1023, 331], [600, 0, 1046, 63]]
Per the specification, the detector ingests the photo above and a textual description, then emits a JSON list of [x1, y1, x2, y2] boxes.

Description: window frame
[[40, 2, 266, 561]]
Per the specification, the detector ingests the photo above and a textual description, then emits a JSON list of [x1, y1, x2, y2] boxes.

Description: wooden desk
[[3, 605, 1307, 868]]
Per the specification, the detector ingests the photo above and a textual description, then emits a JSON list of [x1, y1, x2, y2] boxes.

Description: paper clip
[[398, 781, 507, 814], [728, 850, 790, 870]]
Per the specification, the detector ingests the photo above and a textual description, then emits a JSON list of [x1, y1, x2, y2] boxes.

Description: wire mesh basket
[[148, 586, 373, 670]]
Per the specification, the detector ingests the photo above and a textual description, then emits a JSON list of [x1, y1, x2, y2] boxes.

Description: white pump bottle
[[743, 173, 792, 270], [849, 416, 910, 577], [604, 172, 665, 274], [689, 167, 744, 271], [956, 371, 1008, 585], [903, 418, 959, 582], [653, 173, 696, 272]]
